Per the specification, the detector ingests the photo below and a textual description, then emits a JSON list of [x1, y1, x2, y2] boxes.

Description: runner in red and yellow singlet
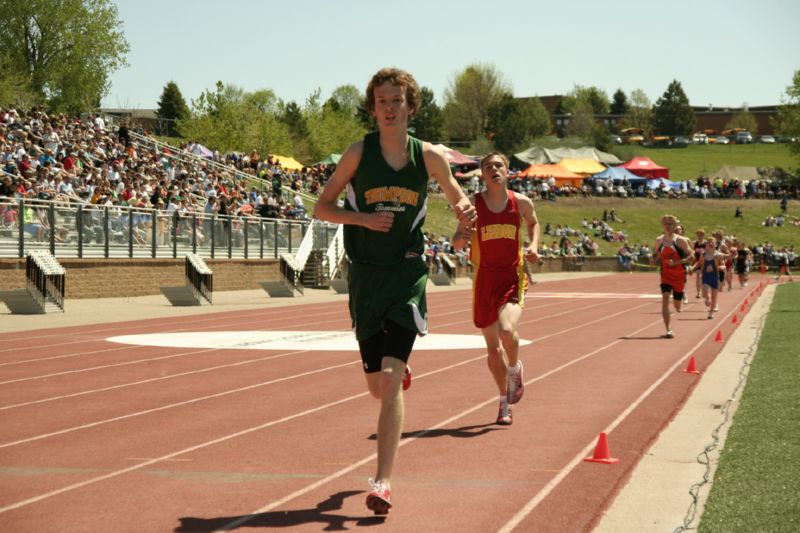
[[453, 152, 539, 425]]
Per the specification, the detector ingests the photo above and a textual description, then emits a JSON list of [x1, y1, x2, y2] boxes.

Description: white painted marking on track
[[534, 292, 660, 299], [107, 331, 531, 351]]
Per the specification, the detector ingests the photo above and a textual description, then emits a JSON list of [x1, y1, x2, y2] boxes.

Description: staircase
[[303, 250, 330, 288]]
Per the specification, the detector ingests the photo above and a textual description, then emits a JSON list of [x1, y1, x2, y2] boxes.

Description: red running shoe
[[402, 365, 411, 391], [496, 402, 512, 425], [506, 361, 524, 404], [366, 478, 392, 515]]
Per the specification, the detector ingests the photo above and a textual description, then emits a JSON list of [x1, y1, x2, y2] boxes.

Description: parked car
[[673, 136, 691, 148], [759, 135, 776, 144], [716, 136, 730, 145], [611, 134, 623, 145], [734, 131, 753, 144], [707, 135, 718, 144], [692, 133, 709, 144]]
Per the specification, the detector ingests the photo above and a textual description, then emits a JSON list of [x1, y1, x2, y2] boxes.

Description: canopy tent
[[558, 158, 606, 175], [709, 165, 761, 181], [434, 144, 478, 167], [454, 167, 482, 180], [590, 166, 648, 186], [646, 177, 681, 190], [189, 143, 214, 159], [519, 163, 585, 187], [622, 157, 669, 179], [270, 155, 306, 171], [315, 153, 341, 166], [511, 146, 622, 169]]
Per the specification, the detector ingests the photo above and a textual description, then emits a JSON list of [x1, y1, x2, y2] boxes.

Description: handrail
[[291, 219, 318, 271], [127, 130, 319, 205], [0, 196, 331, 260], [325, 224, 346, 280]]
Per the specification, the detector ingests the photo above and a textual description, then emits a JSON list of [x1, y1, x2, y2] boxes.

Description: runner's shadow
[[618, 335, 666, 340], [368, 422, 503, 440], [174, 490, 384, 531]]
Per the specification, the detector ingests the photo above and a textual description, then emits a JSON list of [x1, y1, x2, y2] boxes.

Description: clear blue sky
[[103, 0, 799, 111]]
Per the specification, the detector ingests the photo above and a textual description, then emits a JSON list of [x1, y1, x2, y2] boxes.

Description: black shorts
[[357, 319, 417, 373], [660, 283, 684, 301], [718, 270, 726, 283]]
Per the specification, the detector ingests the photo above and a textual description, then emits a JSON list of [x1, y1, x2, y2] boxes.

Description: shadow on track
[[175, 490, 385, 531]]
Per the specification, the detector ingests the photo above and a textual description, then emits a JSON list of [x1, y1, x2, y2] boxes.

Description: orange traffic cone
[[683, 356, 700, 374], [732, 314, 739, 324], [584, 432, 618, 464], [714, 330, 724, 342]]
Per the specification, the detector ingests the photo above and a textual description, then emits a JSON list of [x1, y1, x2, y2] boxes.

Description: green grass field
[[619, 144, 796, 181], [424, 195, 800, 256], [699, 283, 800, 532]]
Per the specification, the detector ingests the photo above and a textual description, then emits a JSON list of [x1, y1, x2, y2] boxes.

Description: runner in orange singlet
[[653, 215, 694, 338]]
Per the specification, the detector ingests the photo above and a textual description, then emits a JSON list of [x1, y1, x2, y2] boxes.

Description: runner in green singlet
[[314, 68, 475, 516]]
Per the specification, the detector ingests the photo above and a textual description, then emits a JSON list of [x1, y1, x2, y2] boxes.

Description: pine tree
[[610, 89, 629, 115], [157, 81, 190, 136], [652, 80, 696, 136]]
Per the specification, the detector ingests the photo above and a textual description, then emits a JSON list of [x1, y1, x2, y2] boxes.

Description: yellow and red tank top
[[470, 190, 523, 272]]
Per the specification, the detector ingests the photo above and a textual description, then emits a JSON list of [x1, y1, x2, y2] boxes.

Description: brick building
[[523, 96, 779, 136]]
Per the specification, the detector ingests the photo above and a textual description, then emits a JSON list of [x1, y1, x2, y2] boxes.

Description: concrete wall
[[0, 256, 626, 299], [0, 258, 282, 299]]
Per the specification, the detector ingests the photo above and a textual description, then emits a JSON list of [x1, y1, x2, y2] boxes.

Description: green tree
[[560, 85, 611, 115], [410, 87, 444, 141], [278, 100, 308, 138], [304, 89, 367, 162], [487, 94, 551, 152], [325, 84, 362, 117], [443, 63, 510, 142], [725, 104, 758, 135], [0, 0, 129, 113], [610, 89, 629, 115], [178, 81, 293, 158], [776, 69, 800, 170], [0, 53, 40, 108], [621, 88, 653, 136], [156, 81, 189, 136], [652, 80, 696, 136], [566, 100, 596, 140]]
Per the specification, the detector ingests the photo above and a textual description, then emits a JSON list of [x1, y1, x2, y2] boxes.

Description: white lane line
[[0, 353, 492, 514], [1, 281, 650, 385], [214, 315, 666, 531], [0, 348, 312, 411], [0, 289, 477, 351], [497, 302, 743, 532], [0, 276, 643, 352], [0, 296, 656, 514], [0, 353, 339, 449]]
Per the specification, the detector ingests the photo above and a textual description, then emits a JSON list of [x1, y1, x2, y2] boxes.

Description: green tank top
[[344, 132, 429, 266]]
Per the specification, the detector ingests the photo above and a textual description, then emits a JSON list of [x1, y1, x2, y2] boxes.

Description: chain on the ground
[[672, 311, 768, 532]]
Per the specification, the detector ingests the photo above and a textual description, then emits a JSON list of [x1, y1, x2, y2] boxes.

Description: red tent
[[434, 144, 478, 167], [621, 157, 669, 179]]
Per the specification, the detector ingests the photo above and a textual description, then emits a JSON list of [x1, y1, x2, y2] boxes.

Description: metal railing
[[0, 197, 332, 260], [326, 224, 346, 280]]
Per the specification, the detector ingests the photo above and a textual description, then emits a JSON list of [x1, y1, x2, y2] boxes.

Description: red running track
[[0, 274, 765, 532]]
